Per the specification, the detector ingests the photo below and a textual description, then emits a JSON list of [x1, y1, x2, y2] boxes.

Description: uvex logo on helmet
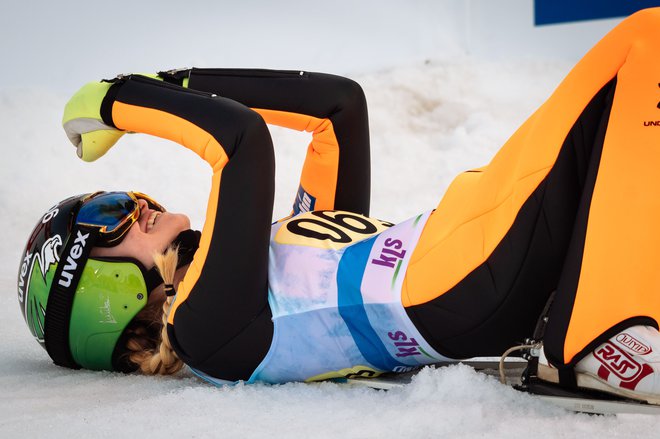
[[57, 230, 90, 287]]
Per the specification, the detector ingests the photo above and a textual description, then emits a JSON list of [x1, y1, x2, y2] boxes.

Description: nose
[[137, 199, 149, 216]]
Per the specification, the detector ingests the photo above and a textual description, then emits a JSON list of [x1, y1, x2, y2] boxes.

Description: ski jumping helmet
[[17, 191, 167, 371]]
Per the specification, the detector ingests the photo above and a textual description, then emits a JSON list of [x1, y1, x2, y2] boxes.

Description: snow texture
[[1, 1, 657, 437]]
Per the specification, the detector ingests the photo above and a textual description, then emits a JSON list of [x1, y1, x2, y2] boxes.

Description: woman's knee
[[333, 76, 368, 116], [617, 7, 660, 39]]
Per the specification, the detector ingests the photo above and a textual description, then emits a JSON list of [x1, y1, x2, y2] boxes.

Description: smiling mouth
[[146, 211, 162, 232]]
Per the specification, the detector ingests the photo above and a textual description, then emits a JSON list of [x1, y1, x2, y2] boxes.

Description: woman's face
[[92, 199, 190, 269]]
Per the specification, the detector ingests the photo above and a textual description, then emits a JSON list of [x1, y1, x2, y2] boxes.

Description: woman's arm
[[173, 68, 371, 215], [105, 74, 275, 380]]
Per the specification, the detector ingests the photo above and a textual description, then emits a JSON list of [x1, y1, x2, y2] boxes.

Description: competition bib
[[249, 210, 450, 384]]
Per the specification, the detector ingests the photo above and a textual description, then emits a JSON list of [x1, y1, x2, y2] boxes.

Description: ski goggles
[[75, 191, 166, 247]]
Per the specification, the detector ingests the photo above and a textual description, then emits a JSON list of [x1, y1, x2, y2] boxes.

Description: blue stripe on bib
[[337, 236, 407, 371]]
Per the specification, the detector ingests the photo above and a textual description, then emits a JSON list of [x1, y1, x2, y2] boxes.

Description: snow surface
[[2, 2, 658, 437]]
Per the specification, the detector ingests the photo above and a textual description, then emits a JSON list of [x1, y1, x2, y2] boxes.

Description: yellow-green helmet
[[17, 192, 165, 371]]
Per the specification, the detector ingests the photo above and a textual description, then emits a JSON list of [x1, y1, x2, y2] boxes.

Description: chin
[[173, 213, 191, 231], [160, 212, 191, 235]]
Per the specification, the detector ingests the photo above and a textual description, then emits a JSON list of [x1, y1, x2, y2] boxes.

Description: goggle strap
[[44, 225, 99, 369]]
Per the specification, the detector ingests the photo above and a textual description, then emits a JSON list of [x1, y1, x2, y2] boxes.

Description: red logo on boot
[[615, 333, 652, 355], [594, 342, 653, 390]]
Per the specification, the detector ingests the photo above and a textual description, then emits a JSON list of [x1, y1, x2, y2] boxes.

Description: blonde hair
[[122, 246, 184, 375]]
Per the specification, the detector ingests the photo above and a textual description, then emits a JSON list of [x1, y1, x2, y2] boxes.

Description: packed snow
[[2, 1, 657, 437]]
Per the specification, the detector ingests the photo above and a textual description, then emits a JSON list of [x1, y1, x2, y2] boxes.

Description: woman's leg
[[404, 82, 614, 359], [161, 68, 371, 215], [402, 8, 660, 367], [545, 8, 660, 378]]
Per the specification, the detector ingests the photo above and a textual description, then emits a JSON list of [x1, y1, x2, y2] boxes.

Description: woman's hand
[[62, 81, 124, 162]]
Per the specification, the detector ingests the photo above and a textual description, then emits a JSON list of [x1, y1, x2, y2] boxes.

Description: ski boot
[[536, 325, 660, 405]]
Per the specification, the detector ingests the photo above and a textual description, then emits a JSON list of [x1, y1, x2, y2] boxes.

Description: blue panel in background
[[535, 0, 660, 25]]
